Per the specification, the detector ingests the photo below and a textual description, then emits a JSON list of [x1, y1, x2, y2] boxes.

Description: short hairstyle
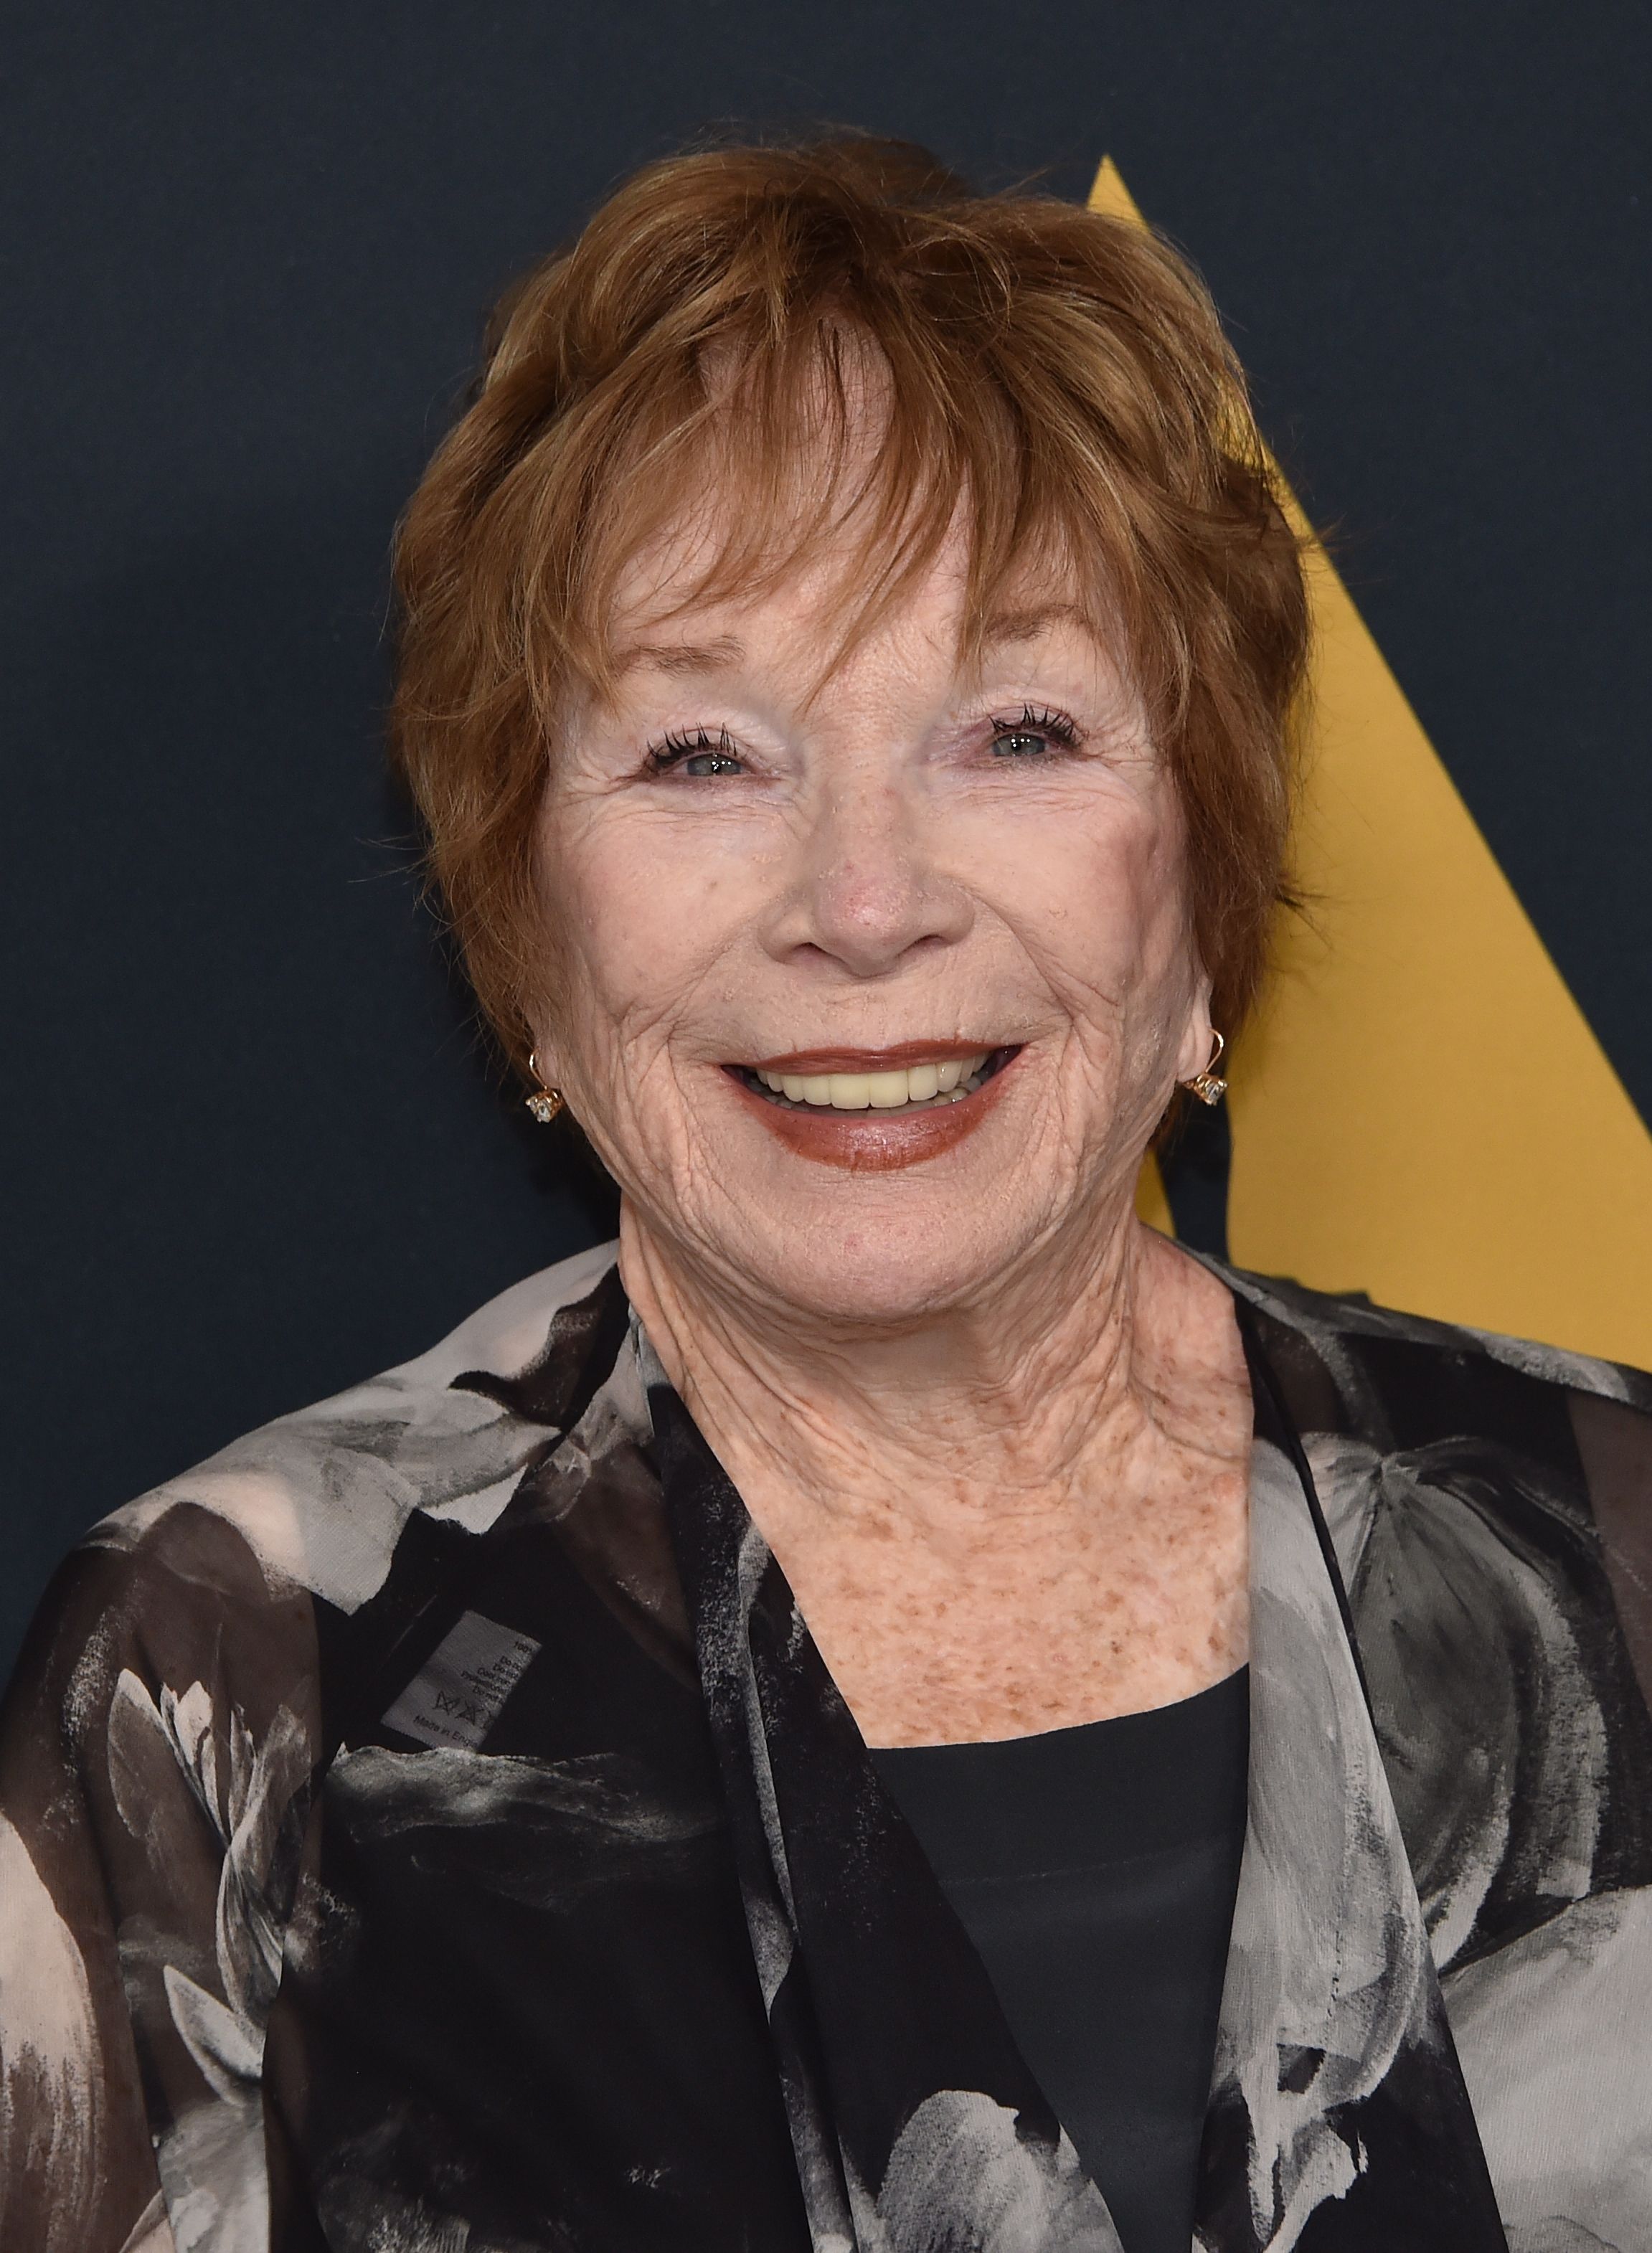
[[390, 136, 1309, 1076]]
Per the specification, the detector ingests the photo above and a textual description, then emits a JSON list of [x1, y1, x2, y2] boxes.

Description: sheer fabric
[[3, 1239, 1651, 2252]]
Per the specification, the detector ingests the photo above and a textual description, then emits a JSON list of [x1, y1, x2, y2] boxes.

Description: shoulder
[[1216, 1257, 1652, 1562], [1215, 1257, 1652, 1418], [72, 1237, 628, 1620], [1220, 1260, 1652, 1978], [0, 1246, 629, 2253], [1214, 1258, 1652, 1665], [1215, 1260, 1652, 1595], [1, 1237, 635, 1928]]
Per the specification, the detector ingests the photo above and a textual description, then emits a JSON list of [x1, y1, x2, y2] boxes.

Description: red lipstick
[[726, 1048, 1018, 1172], [742, 1039, 996, 1074]]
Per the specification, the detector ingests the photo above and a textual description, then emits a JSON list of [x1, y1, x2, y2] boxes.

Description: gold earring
[[1182, 1029, 1227, 1107], [524, 1051, 565, 1125]]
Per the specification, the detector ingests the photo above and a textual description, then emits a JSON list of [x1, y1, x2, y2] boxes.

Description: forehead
[[600, 499, 1115, 702], [572, 353, 1123, 705], [606, 600, 1115, 698]]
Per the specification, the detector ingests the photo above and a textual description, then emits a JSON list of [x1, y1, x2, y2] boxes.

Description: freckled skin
[[533, 508, 1250, 1748]]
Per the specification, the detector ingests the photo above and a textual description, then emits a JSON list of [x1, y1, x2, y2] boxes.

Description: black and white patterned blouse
[[2, 1240, 1650, 2252]]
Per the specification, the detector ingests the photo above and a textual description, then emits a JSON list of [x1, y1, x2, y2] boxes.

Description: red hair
[[390, 136, 1309, 1073]]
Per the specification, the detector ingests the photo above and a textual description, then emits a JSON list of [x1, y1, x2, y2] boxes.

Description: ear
[[521, 1010, 566, 1097], [1173, 966, 1217, 1087]]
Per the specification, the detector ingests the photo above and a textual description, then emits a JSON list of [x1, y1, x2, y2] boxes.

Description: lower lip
[[726, 1056, 1017, 1171]]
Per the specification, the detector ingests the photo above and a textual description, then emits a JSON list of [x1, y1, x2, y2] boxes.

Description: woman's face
[[533, 515, 1213, 1328]]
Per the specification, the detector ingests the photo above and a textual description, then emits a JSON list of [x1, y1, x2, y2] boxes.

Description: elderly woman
[[2, 138, 1649, 2253]]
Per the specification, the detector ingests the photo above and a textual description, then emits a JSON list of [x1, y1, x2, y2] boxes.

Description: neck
[[618, 1189, 1234, 1553]]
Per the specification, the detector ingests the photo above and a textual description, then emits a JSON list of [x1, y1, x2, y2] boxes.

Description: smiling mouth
[[730, 1047, 1019, 1115]]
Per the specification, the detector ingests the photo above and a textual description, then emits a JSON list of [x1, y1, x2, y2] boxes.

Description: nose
[[763, 767, 972, 979]]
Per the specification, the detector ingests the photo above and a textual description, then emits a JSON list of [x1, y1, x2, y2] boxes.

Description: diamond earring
[[524, 1052, 565, 1125], [1181, 1029, 1227, 1107]]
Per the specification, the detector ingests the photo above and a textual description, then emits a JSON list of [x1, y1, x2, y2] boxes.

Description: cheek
[[535, 805, 756, 1049], [967, 781, 1193, 1004]]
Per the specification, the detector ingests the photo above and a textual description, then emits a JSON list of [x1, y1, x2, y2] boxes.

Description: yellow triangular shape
[[1098, 158, 1652, 1369]]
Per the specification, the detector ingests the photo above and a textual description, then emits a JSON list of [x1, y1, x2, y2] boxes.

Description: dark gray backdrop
[[4, 0, 1648, 1680]]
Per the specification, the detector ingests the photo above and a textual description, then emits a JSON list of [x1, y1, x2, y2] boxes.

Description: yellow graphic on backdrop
[[1098, 158, 1652, 1369]]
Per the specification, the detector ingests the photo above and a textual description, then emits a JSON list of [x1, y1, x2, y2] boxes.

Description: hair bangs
[[390, 134, 1309, 1070]]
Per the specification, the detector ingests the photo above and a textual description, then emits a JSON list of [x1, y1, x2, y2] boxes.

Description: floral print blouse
[[2, 1239, 1651, 2253]]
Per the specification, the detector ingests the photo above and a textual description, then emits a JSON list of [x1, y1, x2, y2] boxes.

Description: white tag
[[382, 1611, 542, 1751]]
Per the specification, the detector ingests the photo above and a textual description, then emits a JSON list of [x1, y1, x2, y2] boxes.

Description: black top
[[871, 1666, 1250, 2253]]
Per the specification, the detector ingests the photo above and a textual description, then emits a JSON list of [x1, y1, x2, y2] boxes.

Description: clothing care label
[[382, 1611, 542, 1751]]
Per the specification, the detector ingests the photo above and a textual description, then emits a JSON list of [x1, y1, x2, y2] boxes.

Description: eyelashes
[[989, 704, 1083, 755], [643, 726, 745, 777], [641, 703, 1085, 778]]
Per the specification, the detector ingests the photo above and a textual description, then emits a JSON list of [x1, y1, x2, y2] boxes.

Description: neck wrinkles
[[619, 1189, 1242, 1549]]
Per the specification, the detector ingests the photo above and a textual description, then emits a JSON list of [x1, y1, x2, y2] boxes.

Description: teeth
[[750, 1054, 992, 1111]]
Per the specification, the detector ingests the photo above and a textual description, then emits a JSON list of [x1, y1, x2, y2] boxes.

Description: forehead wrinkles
[[603, 526, 959, 714], [598, 476, 944, 709], [598, 512, 1121, 728], [565, 321, 1112, 712]]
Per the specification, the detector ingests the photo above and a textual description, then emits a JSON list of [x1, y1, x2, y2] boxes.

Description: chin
[[712, 1156, 1049, 1331], [623, 1044, 1085, 1326], [742, 1222, 1018, 1331]]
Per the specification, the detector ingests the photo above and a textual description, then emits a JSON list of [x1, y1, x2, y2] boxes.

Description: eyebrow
[[609, 635, 747, 678], [603, 603, 1098, 689], [976, 601, 1103, 651]]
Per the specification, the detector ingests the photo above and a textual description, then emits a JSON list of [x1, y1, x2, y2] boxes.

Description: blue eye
[[646, 728, 745, 778], [986, 706, 1081, 760]]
